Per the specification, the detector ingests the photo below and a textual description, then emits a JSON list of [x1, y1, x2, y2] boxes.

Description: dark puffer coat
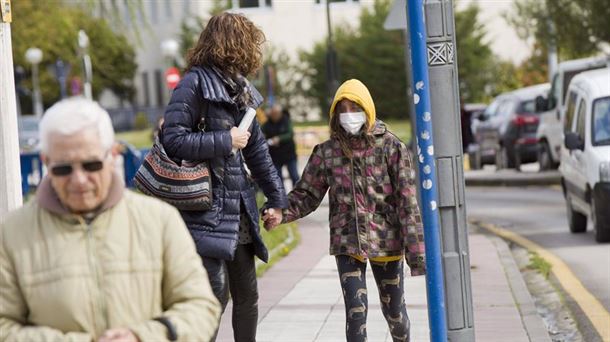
[[161, 66, 288, 262]]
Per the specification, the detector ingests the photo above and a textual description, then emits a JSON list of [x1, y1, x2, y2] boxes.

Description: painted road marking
[[477, 221, 610, 342]]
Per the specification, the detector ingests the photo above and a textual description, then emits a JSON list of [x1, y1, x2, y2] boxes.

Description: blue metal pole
[[405, 1, 448, 341]]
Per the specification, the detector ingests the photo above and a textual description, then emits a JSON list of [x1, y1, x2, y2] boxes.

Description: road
[[465, 186, 610, 314]]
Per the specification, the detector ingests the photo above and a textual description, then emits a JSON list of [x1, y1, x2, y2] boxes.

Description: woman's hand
[[262, 208, 283, 231], [230, 127, 251, 150]]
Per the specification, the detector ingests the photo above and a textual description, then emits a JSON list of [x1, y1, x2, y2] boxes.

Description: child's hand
[[262, 208, 283, 231]]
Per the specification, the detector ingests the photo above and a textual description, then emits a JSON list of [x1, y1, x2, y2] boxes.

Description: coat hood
[[329, 79, 376, 131]]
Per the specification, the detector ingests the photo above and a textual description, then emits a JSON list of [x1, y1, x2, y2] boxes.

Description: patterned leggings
[[335, 255, 410, 342]]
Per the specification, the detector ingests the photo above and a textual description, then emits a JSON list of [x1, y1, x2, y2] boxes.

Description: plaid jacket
[[284, 121, 426, 275]]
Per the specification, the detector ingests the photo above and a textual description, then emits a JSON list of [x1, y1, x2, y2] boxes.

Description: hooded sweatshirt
[[329, 79, 376, 128], [282, 79, 426, 275]]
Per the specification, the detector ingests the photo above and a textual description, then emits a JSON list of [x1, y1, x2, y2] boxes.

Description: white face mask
[[339, 112, 366, 135]]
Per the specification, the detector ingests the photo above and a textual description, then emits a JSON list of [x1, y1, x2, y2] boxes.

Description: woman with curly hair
[[161, 13, 288, 341]]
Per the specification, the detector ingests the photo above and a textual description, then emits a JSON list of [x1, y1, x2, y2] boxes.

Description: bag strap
[[196, 100, 209, 132]]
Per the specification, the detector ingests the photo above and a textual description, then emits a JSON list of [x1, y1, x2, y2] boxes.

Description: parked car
[[559, 68, 610, 243], [17, 116, 40, 152], [470, 83, 550, 171], [536, 55, 609, 170]]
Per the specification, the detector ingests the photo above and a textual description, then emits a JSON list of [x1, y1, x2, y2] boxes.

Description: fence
[[106, 106, 165, 132]]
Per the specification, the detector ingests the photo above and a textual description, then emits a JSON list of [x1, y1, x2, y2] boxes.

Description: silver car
[[471, 83, 550, 171]]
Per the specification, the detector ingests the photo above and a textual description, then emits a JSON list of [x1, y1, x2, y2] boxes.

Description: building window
[[239, 0, 258, 8], [234, 0, 272, 9], [315, 0, 358, 3], [165, 0, 172, 18], [149, 1, 158, 24], [137, 6, 144, 25], [141, 72, 150, 107], [183, 0, 190, 17], [155, 70, 164, 107], [123, 0, 131, 25]]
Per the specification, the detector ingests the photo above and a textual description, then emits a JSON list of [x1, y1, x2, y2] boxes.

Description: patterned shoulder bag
[[134, 116, 212, 211]]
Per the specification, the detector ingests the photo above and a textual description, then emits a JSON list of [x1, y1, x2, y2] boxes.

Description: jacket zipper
[[86, 224, 108, 334], [350, 158, 363, 253]]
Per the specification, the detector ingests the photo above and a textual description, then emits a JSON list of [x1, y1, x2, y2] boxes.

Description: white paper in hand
[[232, 107, 257, 154]]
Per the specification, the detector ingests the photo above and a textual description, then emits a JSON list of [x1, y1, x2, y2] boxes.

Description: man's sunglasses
[[50, 159, 105, 176]]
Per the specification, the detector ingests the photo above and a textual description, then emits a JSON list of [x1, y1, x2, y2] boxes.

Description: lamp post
[[25, 47, 43, 117], [325, 0, 339, 103], [78, 30, 92, 100]]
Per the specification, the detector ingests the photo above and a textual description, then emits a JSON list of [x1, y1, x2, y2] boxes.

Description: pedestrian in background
[[264, 79, 425, 342], [0, 97, 221, 342], [161, 12, 288, 342], [262, 104, 300, 187]]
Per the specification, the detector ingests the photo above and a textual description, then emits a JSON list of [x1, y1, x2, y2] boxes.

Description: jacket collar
[[192, 66, 264, 108], [36, 172, 124, 217], [371, 120, 388, 136]]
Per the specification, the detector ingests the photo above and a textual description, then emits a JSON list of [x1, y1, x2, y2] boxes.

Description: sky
[[456, 0, 532, 64]]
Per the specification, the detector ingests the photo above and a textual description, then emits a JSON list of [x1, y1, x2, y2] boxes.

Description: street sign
[[165, 67, 180, 90]]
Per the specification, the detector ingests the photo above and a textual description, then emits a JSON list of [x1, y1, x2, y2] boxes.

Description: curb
[[465, 173, 561, 187], [475, 221, 610, 342], [488, 235, 552, 342]]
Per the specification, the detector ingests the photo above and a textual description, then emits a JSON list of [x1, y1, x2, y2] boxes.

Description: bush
[[134, 112, 150, 130]]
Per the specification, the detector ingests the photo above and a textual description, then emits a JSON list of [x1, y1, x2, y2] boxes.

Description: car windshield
[[592, 96, 610, 146], [516, 99, 537, 115], [482, 99, 500, 118]]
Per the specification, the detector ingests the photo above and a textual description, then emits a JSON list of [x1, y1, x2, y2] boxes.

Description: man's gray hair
[[39, 97, 115, 153]]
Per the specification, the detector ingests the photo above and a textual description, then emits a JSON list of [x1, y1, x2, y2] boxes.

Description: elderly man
[[0, 98, 221, 342]]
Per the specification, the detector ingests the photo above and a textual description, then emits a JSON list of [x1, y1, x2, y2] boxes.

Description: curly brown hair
[[186, 13, 265, 76]]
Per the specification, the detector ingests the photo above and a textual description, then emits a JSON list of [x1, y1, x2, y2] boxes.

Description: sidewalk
[[216, 198, 549, 341]]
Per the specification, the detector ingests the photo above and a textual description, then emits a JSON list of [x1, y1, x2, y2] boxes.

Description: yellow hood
[[329, 79, 376, 130]]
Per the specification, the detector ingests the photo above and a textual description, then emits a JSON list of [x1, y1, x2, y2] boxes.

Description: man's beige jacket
[[0, 175, 221, 341]]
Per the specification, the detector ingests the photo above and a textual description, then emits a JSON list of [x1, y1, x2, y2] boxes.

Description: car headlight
[[601, 161, 610, 182]]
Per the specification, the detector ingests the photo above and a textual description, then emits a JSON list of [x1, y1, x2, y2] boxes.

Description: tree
[[454, 3, 498, 102], [12, 0, 137, 111], [299, 0, 510, 118], [178, 0, 232, 63], [514, 43, 549, 86], [178, 16, 207, 65], [506, 0, 609, 60], [177, 6, 301, 114], [300, 0, 408, 119]]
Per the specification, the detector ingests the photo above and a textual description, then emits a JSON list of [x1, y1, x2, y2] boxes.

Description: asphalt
[[467, 186, 610, 341]]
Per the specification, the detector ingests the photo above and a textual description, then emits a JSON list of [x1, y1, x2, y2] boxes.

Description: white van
[[559, 68, 610, 242], [536, 55, 609, 170]]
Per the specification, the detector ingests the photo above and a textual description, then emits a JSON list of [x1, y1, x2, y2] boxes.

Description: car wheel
[[496, 146, 515, 170], [505, 146, 516, 169], [566, 194, 587, 233], [495, 146, 504, 170], [538, 142, 552, 171], [514, 150, 522, 172], [592, 195, 610, 243], [469, 151, 481, 170]]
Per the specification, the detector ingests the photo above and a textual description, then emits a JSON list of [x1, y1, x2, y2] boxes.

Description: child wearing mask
[[263, 79, 425, 342]]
